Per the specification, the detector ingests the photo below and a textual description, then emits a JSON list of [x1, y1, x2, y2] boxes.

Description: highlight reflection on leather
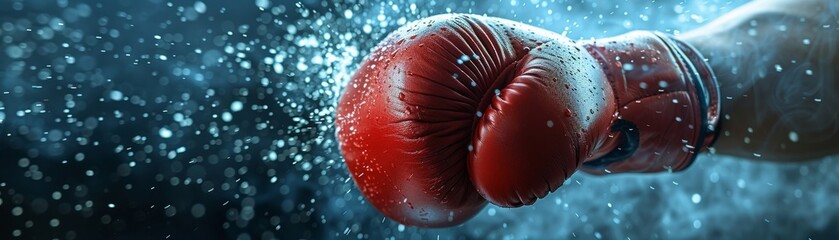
[[336, 14, 719, 227]]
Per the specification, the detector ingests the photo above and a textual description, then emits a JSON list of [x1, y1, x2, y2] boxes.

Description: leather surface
[[581, 32, 720, 174], [336, 14, 719, 227]]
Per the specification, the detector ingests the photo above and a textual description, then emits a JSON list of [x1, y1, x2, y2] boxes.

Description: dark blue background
[[1, 0, 837, 239]]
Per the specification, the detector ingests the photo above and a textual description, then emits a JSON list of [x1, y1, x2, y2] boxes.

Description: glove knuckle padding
[[338, 14, 516, 227], [469, 41, 616, 207]]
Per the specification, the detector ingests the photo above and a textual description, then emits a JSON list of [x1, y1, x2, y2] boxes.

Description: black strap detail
[[583, 119, 639, 168], [654, 32, 715, 170]]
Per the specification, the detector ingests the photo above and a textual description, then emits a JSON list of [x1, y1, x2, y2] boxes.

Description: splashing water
[[0, 0, 837, 239]]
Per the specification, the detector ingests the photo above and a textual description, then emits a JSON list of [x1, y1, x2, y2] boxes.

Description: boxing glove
[[336, 14, 719, 227]]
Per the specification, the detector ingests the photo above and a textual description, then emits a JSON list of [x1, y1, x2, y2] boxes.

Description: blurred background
[[1, 0, 837, 239]]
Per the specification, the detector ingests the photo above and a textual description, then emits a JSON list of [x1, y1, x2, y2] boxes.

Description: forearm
[[681, 0, 839, 161]]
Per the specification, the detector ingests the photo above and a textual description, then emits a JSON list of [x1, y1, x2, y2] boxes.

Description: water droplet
[[788, 131, 799, 142], [159, 127, 173, 138], [109, 90, 124, 101], [658, 81, 668, 88], [230, 101, 244, 112]]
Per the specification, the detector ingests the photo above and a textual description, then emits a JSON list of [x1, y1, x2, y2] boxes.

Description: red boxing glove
[[336, 14, 719, 227]]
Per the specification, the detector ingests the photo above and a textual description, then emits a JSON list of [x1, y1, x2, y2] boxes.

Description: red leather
[[580, 32, 720, 173], [336, 14, 719, 227]]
